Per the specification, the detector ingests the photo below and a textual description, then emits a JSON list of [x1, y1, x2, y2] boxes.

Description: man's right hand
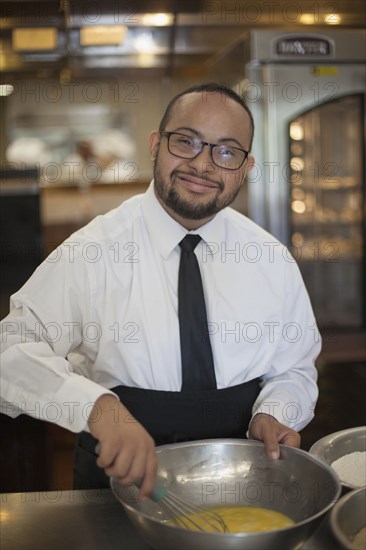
[[88, 394, 157, 500]]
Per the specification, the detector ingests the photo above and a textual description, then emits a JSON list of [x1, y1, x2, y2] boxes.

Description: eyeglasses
[[160, 131, 249, 170]]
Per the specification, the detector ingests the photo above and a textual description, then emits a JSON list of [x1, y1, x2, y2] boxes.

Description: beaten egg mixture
[[172, 505, 295, 533]]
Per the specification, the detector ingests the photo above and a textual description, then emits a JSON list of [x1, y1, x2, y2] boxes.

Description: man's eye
[[177, 136, 195, 146], [219, 147, 235, 158]]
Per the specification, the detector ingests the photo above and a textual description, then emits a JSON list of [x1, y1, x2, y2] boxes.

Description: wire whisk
[[95, 443, 228, 533], [138, 481, 229, 533]]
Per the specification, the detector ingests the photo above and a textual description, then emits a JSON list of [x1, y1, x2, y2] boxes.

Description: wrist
[[248, 413, 278, 437], [88, 394, 120, 437], [252, 412, 278, 423]]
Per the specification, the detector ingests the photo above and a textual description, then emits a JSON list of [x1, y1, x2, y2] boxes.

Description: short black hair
[[158, 82, 254, 150]]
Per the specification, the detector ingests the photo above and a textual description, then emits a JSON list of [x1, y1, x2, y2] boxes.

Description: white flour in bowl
[[331, 451, 366, 487]]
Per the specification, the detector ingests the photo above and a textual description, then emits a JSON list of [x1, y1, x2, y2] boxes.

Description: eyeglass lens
[[168, 133, 246, 169]]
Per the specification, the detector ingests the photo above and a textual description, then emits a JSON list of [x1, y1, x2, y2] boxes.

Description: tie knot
[[179, 234, 202, 253]]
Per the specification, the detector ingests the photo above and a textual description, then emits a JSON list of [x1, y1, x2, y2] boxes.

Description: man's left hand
[[248, 413, 301, 459]]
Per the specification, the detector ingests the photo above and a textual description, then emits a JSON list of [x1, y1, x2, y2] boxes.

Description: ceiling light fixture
[[0, 84, 14, 96], [12, 28, 57, 51], [324, 13, 341, 24], [80, 25, 128, 46], [141, 13, 173, 26], [133, 32, 156, 53], [299, 14, 315, 25]]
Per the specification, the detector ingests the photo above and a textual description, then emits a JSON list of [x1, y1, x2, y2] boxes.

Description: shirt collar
[[141, 180, 226, 259]]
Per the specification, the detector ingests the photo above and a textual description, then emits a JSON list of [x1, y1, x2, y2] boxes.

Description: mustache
[[172, 170, 224, 191]]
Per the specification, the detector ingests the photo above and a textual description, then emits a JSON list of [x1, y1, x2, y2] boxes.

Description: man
[[0, 83, 320, 499]]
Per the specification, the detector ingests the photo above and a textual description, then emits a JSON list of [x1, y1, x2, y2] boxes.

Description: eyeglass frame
[[160, 131, 249, 171]]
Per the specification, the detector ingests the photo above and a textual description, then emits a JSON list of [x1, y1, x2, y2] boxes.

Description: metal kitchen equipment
[[134, 479, 229, 533], [309, 426, 366, 492], [110, 439, 341, 550], [229, 30, 366, 329], [330, 487, 366, 549], [95, 442, 228, 533]]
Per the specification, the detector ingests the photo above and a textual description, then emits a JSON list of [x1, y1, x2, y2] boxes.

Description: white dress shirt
[[1, 181, 320, 433]]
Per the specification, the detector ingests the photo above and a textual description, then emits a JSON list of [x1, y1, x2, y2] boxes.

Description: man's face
[[149, 92, 254, 229]]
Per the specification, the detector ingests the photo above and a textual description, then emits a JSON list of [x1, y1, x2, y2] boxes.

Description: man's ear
[[149, 131, 160, 161], [243, 155, 255, 177]]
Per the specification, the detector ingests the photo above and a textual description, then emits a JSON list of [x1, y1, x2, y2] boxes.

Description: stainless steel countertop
[[0, 489, 342, 550]]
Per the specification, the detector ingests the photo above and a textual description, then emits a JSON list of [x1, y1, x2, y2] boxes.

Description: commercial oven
[[239, 30, 366, 329]]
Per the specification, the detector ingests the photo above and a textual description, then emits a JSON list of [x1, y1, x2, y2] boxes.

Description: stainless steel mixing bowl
[[309, 426, 366, 492], [110, 439, 341, 550], [330, 487, 366, 549]]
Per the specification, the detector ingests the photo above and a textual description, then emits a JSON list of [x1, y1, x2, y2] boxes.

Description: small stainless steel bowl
[[330, 487, 366, 549], [309, 426, 366, 492], [110, 439, 341, 550]]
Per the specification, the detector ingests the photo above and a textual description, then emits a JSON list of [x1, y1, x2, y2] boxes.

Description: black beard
[[153, 162, 242, 221]]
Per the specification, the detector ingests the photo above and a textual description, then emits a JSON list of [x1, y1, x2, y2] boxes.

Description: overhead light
[[141, 13, 173, 26], [133, 32, 156, 53], [324, 13, 341, 24], [12, 28, 57, 51], [80, 25, 128, 46], [0, 84, 14, 96], [299, 14, 315, 25]]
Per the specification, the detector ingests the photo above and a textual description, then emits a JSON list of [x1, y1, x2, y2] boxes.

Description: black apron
[[73, 379, 261, 489]]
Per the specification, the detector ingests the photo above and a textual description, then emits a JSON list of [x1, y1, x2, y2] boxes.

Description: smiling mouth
[[175, 172, 222, 193]]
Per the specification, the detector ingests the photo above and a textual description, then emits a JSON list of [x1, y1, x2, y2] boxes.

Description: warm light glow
[[12, 28, 57, 51], [324, 13, 341, 25], [142, 13, 173, 26], [290, 123, 304, 141], [80, 26, 127, 46], [300, 13, 315, 25], [292, 232, 304, 245], [0, 84, 14, 96], [0, 511, 10, 522], [59, 67, 72, 83], [291, 174, 302, 185], [137, 53, 156, 67], [291, 142, 303, 156], [133, 32, 156, 53], [290, 157, 305, 171], [291, 200, 306, 214]]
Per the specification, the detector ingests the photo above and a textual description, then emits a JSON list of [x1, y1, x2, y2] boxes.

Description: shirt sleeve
[[0, 244, 116, 433], [250, 255, 321, 432]]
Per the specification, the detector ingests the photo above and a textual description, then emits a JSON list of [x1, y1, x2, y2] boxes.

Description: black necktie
[[178, 235, 217, 390]]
